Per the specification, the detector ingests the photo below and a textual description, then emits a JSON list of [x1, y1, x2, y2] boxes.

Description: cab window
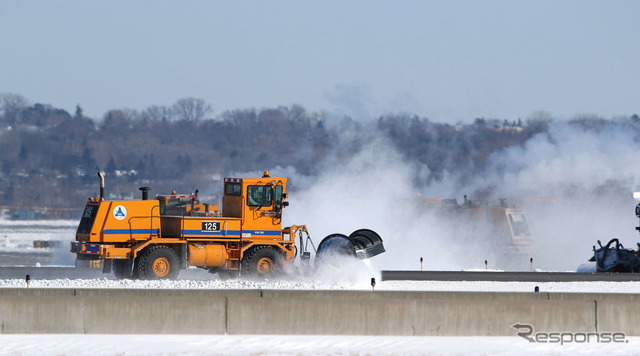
[[508, 212, 531, 237], [159, 197, 191, 215], [225, 182, 242, 196], [247, 185, 273, 207]]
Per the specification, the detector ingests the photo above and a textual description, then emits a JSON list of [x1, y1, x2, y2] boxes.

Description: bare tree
[[172, 97, 212, 122], [526, 110, 553, 126], [101, 110, 135, 131], [0, 93, 29, 127], [142, 105, 175, 122]]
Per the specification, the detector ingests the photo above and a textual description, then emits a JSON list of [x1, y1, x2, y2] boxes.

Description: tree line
[[0, 92, 637, 210]]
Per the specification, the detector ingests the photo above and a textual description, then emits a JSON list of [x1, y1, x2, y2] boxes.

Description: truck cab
[[222, 172, 288, 237]]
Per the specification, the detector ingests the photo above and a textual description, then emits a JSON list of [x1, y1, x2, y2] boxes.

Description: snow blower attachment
[[316, 229, 386, 259]]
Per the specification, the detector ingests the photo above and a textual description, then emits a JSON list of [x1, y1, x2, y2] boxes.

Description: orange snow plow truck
[[71, 172, 385, 279]]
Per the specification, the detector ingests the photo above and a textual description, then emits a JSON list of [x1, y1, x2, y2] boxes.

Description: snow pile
[[3, 277, 640, 294]]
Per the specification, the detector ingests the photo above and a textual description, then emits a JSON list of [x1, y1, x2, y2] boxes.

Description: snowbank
[[2, 277, 640, 294]]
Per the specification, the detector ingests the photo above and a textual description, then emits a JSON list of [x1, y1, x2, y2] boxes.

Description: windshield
[[508, 212, 531, 237], [77, 203, 99, 234], [247, 185, 273, 207]]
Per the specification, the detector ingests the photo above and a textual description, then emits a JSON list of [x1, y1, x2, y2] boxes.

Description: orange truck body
[[71, 173, 298, 279]]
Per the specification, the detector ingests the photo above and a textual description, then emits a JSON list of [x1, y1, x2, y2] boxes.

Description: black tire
[[136, 245, 180, 280], [241, 246, 283, 278], [113, 259, 132, 279]]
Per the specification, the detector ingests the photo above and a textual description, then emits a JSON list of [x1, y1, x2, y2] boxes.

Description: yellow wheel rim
[[256, 257, 274, 274], [153, 257, 170, 277]]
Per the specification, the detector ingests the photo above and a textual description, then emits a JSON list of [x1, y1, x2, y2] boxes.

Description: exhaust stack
[[98, 172, 105, 199], [139, 187, 151, 200]]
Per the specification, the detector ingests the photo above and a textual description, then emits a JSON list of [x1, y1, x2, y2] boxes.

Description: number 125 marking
[[202, 221, 221, 231]]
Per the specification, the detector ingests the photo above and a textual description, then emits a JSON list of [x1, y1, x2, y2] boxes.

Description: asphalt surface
[[381, 270, 640, 282]]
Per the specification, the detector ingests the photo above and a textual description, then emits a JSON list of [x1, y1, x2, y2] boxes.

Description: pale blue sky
[[1, 1, 638, 123]]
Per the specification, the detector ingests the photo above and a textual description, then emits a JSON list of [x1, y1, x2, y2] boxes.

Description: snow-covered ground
[[0, 219, 77, 266], [2, 277, 640, 294], [0, 219, 78, 227], [0, 334, 638, 356]]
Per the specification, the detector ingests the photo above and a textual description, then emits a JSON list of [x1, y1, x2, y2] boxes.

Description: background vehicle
[[416, 195, 534, 254], [588, 192, 640, 272]]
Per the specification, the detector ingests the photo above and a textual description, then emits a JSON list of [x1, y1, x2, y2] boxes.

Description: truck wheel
[[241, 246, 283, 278], [113, 259, 135, 279], [136, 246, 180, 280]]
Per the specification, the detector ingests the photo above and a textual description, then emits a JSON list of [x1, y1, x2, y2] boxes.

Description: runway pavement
[[380, 270, 640, 282]]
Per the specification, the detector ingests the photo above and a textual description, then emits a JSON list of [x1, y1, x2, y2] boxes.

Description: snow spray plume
[[252, 116, 640, 273], [281, 133, 491, 274], [472, 119, 640, 271]]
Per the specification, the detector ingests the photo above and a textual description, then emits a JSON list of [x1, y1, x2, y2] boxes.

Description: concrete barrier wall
[[0, 288, 638, 336]]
